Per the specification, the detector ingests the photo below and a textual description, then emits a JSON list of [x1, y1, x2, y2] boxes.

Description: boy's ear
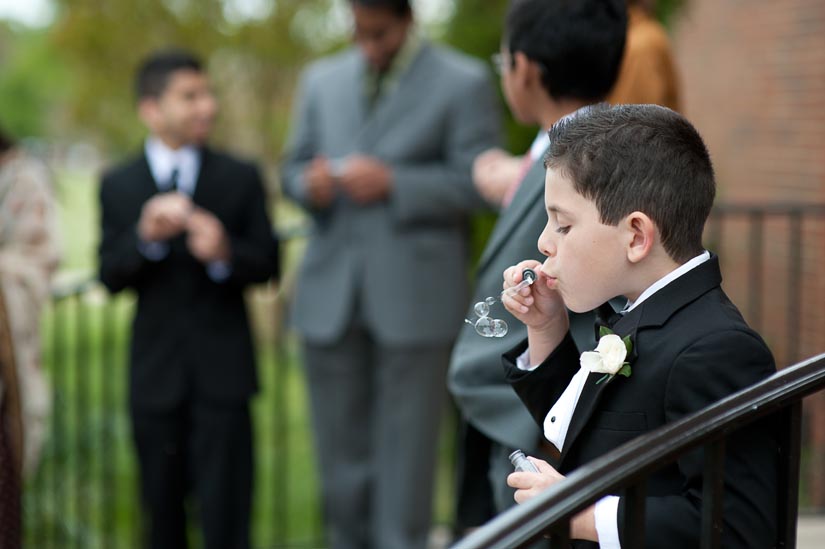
[[512, 51, 542, 88], [624, 211, 657, 264]]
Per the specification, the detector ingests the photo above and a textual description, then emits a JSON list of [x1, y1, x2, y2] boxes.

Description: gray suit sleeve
[[390, 70, 501, 225]]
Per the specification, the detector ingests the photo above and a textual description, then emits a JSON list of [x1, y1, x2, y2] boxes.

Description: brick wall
[[672, 0, 825, 506]]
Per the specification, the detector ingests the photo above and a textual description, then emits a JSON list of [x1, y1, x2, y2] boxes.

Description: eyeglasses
[[491, 52, 547, 77], [490, 53, 504, 75]]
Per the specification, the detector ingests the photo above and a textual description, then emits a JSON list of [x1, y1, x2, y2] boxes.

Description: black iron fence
[[705, 203, 825, 367], [452, 351, 825, 549], [24, 279, 325, 548], [22, 204, 825, 547]]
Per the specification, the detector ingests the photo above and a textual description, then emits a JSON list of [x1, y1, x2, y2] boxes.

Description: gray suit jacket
[[448, 153, 596, 451], [282, 43, 501, 346]]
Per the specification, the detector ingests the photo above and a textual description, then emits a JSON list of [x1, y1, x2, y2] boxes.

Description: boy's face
[[139, 69, 217, 149], [537, 167, 628, 313]]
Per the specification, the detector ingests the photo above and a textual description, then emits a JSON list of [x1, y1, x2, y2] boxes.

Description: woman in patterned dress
[[0, 128, 60, 548]]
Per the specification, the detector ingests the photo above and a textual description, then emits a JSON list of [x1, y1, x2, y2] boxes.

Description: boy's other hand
[[138, 192, 193, 242], [503, 260, 569, 363], [502, 260, 567, 330], [337, 155, 392, 204], [508, 457, 598, 542], [304, 156, 337, 208], [507, 456, 564, 504], [472, 148, 523, 207]]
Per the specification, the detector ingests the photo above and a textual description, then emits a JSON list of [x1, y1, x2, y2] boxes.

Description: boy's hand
[[508, 457, 598, 542], [502, 260, 566, 329], [507, 456, 565, 504], [503, 260, 569, 362]]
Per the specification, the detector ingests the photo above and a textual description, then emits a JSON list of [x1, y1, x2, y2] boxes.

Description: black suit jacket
[[504, 255, 778, 548], [99, 147, 279, 410]]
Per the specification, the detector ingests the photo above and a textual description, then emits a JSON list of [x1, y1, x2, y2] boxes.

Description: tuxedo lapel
[[135, 153, 161, 203], [559, 255, 722, 463], [477, 158, 546, 273], [343, 53, 368, 144], [192, 148, 217, 207], [559, 372, 611, 463]]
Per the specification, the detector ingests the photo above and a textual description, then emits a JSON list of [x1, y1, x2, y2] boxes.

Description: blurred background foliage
[[0, 0, 685, 163], [0, 0, 686, 276]]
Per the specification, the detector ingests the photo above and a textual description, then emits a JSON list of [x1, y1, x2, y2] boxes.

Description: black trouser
[[131, 399, 252, 549]]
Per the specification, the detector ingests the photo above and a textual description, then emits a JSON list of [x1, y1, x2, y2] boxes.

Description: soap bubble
[[464, 291, 513, 338], [474, 317, 495, 337], [472, 317, 509, 338], [492, 318, 508, 337]]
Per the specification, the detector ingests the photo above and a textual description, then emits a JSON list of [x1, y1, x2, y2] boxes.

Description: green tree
[[0, 24, 68, 139], [50, 0, 336, 160]]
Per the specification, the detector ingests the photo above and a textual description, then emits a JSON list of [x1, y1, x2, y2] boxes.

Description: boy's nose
[[537, 232, 556, 258]]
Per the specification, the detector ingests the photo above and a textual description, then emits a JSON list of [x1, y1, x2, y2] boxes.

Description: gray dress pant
[[303, 323, 450, 549]]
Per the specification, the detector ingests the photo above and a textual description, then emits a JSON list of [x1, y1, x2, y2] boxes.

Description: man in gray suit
[[448, 0, 628, 530], [280, 1, 500, 547]]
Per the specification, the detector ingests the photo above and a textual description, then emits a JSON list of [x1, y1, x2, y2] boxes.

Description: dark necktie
[[367, 73, 385, 112], [168, 167, 180, 192], [594, 301, 622, 340]]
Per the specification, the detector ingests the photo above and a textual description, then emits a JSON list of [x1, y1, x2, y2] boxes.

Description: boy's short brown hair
[[545, 104, 716, 263]]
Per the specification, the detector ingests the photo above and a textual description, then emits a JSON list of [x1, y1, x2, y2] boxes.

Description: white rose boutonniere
[[580, 327, 633, 385]]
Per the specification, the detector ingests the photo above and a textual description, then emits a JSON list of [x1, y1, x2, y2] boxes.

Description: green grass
[[25, 290, 328, 547], [25, 288, 458, 547]]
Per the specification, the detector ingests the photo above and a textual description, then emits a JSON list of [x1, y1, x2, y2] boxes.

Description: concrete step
[[435, 517, 825, 548]]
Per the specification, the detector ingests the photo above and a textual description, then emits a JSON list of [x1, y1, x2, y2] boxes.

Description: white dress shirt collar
[[144, 137, 201, 196], [623, 251, 711, 313], [528, 131, 550, 163]]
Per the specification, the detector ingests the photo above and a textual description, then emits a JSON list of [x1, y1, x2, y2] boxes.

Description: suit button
[[550, 416, 556, 423]]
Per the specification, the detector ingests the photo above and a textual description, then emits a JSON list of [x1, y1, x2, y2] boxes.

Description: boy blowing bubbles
[[499, 105, 777, 547]]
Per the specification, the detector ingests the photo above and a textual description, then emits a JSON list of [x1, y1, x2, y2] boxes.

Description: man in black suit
[[98, 50, 279, 549], [499, 104, 778, 547]]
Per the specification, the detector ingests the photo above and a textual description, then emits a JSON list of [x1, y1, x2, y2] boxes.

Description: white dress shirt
[[145, 137, 200, 195], [516, 250, 711, 547]]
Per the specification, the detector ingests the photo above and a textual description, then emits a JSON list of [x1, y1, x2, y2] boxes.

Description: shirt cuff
[[594, 495, 621, 549], [138, 240, 170, 262], [207, 260, 232, 283], [515, 347, 541, 372]]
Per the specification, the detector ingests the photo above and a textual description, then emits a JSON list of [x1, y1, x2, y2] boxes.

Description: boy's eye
[[556, 225, 571, 235]]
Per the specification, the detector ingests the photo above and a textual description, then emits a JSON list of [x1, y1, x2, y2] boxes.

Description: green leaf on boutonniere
[[595, 363, 631, 386], [623, 335, 632, 354], [599, 325, 613, 338]]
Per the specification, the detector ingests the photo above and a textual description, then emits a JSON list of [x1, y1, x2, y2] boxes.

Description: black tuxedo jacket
[[99, 147, 279, 410], [504, 255, 778, 548]]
